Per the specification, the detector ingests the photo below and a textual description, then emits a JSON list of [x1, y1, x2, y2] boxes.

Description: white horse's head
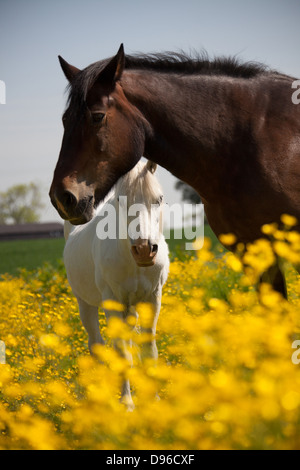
[[115, 160, 164, 267]]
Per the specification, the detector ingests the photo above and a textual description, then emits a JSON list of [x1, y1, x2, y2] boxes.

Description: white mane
[[114, 161, 162, 205], [94, 161, 163, 218]]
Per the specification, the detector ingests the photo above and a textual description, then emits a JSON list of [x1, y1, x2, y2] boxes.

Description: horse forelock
[[65, 59, 109, 117], [114, 162, 163, 205]]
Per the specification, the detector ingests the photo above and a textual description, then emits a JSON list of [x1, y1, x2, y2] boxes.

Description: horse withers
[[63, 160, 169, 409]]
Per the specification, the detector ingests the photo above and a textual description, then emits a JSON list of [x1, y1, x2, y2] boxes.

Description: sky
[[0, 0, 299, 223]]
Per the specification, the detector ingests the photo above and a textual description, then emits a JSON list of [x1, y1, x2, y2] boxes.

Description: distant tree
[[175, 180, 206, 225], [0, 182, 44, 224], [175, 179, 202, 204]]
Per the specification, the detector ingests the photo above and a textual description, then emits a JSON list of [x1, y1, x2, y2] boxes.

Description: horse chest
[[98, 262, 157, 305], [124, 273, 155, 304]]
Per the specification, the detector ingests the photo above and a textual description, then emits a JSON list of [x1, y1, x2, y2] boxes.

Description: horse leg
[[77, 297, 104, 354], [138, 288, 162, 400], [102, 293, 134, 410], [140, 288, 161, 364], [260, 260, 287, 299], [139, 292, 161, 363]]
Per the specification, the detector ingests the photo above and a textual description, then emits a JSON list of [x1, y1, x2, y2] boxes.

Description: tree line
[[0, 183, 44, 224]]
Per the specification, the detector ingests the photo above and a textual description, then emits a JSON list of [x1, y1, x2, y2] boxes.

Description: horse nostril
[[61, 190, 78, 210], [51, 187, 78, 215], [152, 244, 158, 253]]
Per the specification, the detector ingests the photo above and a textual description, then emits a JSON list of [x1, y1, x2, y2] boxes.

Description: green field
[[0, 225, 221, 276], [0, 238, 65, 276]]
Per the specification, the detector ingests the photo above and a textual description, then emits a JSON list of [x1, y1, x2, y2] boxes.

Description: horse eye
[[92, 112, 105, 124]]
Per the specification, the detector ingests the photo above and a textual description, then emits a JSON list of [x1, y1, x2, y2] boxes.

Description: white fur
[[63, 161, 169, 408]]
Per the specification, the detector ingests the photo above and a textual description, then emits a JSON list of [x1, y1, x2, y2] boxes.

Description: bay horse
[[49, 44, 300, 297], [63, 160, 169, 408]]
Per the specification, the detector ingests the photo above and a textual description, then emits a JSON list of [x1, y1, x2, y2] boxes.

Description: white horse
[[63, 160, 169, 408]]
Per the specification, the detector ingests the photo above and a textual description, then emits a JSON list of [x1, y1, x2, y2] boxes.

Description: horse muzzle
[[131, 239, 158, 267], [49, 183, 94, 225]]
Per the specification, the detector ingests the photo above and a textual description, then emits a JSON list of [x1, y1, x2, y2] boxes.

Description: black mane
[[66, 51, 271, 116], [125, 51, 269, 78]]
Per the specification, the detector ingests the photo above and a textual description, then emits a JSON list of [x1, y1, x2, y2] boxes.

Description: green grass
[[0, 238, 65, 276], [166, 224, 223, 260], [0, 225, 223, 276]]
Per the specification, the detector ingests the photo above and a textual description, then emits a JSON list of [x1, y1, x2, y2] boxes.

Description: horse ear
[[146, 161, 157, 174], [98, 44, 125, 85], [58, 56, 81, 83]]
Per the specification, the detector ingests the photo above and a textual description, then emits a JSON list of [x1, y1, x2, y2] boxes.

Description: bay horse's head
[[49, 45, 146, 225]]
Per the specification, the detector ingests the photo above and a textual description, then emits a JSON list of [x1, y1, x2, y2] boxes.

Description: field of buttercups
[[0, 215, 300, 449]]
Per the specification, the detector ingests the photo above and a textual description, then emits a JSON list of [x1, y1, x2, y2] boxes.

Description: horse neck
[[122, 70, 258, 201]]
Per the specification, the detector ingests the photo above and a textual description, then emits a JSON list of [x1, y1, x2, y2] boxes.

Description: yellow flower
[[273, 241, 290, 258], [39, 334, 60, 350], [243, 239, 275, 274], [208, 298, 228, 313], [273, 241, 300, 264], [261, 223, 278, 236], [196, 237, 214, 263], [281, 214, 298, 227], [259, 283, 283, 308], [219, 233, 237, 246], [101, 299, 124, 312], [225, 253, 243, 272], [281, 391, 300, 411], [136, 302, 155, 329]]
